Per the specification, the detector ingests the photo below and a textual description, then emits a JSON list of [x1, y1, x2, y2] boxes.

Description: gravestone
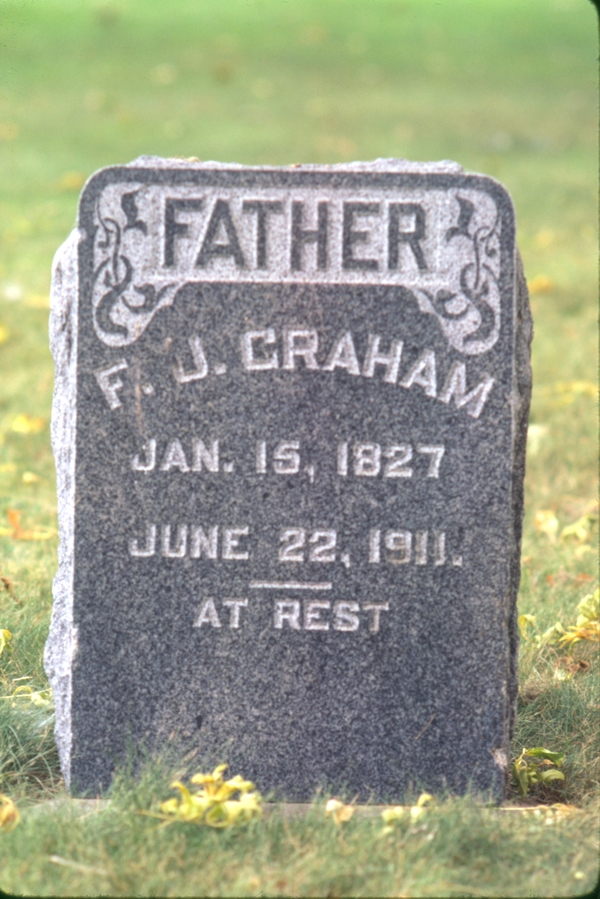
[[45, 158, 531, 799]]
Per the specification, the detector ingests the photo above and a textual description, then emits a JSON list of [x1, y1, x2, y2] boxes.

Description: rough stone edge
[[126, 155, 464, 173], [488, 249, 531, 796], [490, 251, 531, 796], [43, 158, 528, 795], [508, 252, 533, 735], [74, 155, 465, 205], [43, 228, 81, 789]]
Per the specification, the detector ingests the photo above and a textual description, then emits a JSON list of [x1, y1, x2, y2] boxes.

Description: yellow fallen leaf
[[528, 275, 554, 294], [409, 792, 435, 819], [548, 803, 580, 817], [325, 798, 354, 825], [2, 685, 53, 706], [536, 622, 565, 646], [561, 625, 600, 646], [6, 510, 21, 533], [381, 806, 405, 825], [2, 509, 55, 541], [556, 588, 600, 646], [0, 795, 19, 831], [534, 510, 559, 541], [10, 414, 45, 434], [577, 588, 599, 621], [0, 629, 11, 655], [518, 614, 536, 638], [155, 766, 262, 828], [22, 471, 40, 484], [205, 794, 262, 828], [190, 764, 229, 793], [26, 529, 55, 541], [560, 514, 597, 544]]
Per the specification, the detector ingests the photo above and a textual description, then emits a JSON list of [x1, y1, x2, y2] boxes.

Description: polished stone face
[[45, 159, 531, 799]]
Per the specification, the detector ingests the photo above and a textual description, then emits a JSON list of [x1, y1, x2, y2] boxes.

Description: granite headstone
[[45, 158, 531, 799]]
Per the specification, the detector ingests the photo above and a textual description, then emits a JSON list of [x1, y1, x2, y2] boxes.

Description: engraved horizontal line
[[248, 581, 333, 591]]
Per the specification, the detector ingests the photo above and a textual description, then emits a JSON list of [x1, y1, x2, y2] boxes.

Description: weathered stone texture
[[45, 158, 531, 799]]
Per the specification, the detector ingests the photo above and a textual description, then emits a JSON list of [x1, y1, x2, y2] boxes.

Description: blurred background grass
[[0, 6, 595, 439], [0, 0, 597, 893]]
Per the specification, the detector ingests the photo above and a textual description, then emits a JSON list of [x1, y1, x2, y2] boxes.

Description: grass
[[0, 785, 597, 896], [0, 0, 598, 894]]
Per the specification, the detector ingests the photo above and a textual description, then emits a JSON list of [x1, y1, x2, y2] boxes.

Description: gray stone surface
[[44, 158, 531, 800]]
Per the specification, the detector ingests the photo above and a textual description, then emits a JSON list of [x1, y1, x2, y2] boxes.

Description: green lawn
[[0, 0, 598, 895]]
